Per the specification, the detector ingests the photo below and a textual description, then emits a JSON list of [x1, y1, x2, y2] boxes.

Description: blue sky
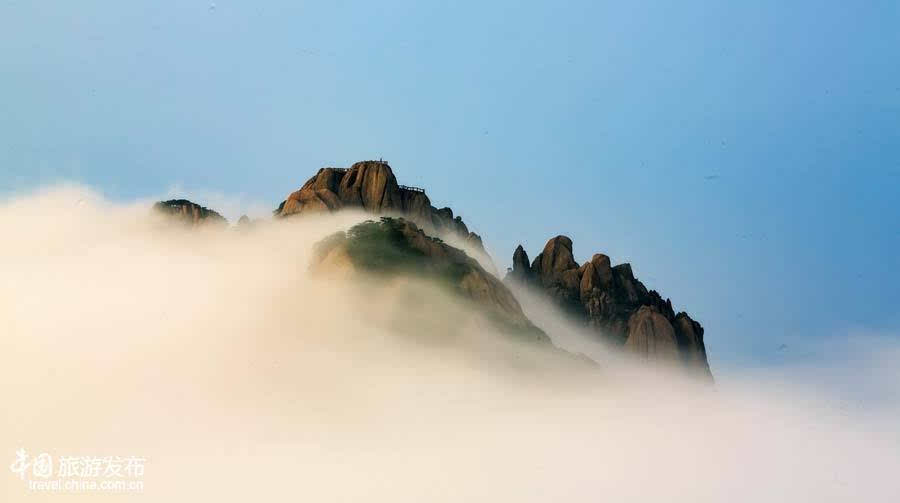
[[2, 1, 898, 369]]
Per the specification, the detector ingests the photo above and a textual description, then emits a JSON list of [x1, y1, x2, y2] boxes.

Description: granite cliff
[[505, 238, 712, 378], [155, 160, 713, 377], [274, 161, 485, 253]]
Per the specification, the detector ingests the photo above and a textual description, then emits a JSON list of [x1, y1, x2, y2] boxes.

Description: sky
[[1, 0, 898, 370]]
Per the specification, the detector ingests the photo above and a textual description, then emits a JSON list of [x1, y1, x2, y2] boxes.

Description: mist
[[2, 186, 898, 502]]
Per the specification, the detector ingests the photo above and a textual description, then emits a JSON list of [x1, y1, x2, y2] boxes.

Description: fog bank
[[2, 186, 898, 502]]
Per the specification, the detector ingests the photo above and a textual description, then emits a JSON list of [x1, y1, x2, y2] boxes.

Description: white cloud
[[1, 185, 898, 502]]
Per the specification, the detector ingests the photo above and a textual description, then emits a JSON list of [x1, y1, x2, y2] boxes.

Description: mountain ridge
[[506, 239, 712, 379], [274, 160, 485, 254], [310, 217, 551, 345], [155, 160, 713, 377]]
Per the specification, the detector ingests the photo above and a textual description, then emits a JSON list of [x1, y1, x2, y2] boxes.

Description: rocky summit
[[274, 160, 485, 252], [153, 199, 227, 226], [311, 217, 550, 345], [155, 160, 713, 378], [505, 238, 712, 379]]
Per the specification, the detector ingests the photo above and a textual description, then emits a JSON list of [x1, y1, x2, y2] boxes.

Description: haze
[[1, 188, 898, 501]]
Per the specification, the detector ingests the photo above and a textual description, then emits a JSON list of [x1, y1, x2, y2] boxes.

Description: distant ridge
[[153, 199, 227, 226]]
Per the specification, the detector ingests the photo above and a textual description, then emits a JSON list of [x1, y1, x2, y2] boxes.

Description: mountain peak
[[311, 217, 550, 344], [506, 236, 713, 379], [153, 199, 227, 226], [275, 161, 485, 253]]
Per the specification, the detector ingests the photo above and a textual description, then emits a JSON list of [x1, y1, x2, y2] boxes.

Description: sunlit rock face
[[506, 237, 713, 380], [275, 161, 484, 253], [151, 177, 711, 379]]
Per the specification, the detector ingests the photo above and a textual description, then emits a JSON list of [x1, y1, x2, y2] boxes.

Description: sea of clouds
[[1, 185, 898, 502]]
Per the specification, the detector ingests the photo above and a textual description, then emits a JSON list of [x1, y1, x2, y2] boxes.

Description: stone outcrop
[[508, 245, 532, 282], [311, 217, 548, 344], [506, 237, 712, 379], [149, 174, 713, 378], [276, 161, 484, 252], [625, 306, 681, 362], [153, 199, 227, 226]]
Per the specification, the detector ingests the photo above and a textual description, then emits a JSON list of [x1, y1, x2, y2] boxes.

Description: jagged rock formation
[[311, 217, 549, 344], [153, 199, 227, 226], [506, 237, 712, 378], [149, 176, 713, 377], [275, 161, 485, 252]]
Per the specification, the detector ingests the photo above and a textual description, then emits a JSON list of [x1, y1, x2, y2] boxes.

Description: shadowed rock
[[153, 199, 227, 227], [508, 245, 532, 281], [311, 217, 549, 344], [625, 306, 680, 362], [506, 236, 713, 379]]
